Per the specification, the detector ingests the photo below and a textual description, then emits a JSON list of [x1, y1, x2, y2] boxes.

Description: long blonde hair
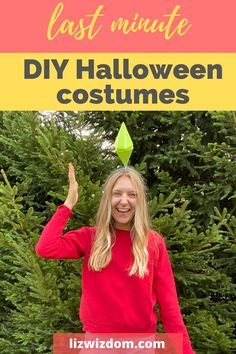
[[89, 167, 150, 278]]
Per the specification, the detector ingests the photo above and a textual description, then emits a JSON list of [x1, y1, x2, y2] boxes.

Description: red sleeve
[[154, 236, 195, 354], [35, 205, 90, 259]]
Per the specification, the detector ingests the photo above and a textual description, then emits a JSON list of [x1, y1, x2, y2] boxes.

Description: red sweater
[[35, 205, 195, 354]]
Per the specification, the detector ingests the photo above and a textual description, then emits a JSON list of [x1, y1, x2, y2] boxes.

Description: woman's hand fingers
[[64, 163, 79, 210], [68, 162, 77, 185]]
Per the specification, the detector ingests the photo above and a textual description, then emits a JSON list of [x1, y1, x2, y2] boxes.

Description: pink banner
[[53, 333, 183, 353], [0, 0, 235, 52]]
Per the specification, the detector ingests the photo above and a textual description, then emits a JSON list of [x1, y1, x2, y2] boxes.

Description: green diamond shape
[[115, 122, 133, 166]]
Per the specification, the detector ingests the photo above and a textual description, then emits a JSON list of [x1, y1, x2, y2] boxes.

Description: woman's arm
[[35, 163, 88, 259], [35, 205, 89, 259], [154, 235, 195, 354]]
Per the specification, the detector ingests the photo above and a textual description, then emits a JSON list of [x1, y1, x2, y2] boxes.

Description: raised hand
[[64, 163, 79, 210]]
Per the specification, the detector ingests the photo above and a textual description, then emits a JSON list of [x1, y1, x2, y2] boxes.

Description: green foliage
[[0, 111, 235, 353], [0, 112, 114, 353], [83, 111, 236, 225]]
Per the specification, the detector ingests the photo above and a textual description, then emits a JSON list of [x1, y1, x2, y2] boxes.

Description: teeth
[[117, 208, 130, 212]]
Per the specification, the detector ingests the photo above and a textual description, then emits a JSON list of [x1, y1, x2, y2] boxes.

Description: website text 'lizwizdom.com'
[[53, 333, 183, 353]]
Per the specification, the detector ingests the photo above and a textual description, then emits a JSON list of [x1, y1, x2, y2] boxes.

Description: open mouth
[[116, 208, 131, 213]]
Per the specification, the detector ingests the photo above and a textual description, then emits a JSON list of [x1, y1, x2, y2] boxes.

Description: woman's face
[[111, 175, 136, 230]]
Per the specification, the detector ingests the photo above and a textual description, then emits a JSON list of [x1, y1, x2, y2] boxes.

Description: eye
[[113, 191, 121, 197], [128, 192, 136, 198]]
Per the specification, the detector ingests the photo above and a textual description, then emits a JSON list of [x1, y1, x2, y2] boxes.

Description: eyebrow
[[112, 189, 136, 193]]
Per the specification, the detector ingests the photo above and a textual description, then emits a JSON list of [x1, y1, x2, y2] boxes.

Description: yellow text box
[[0, 54, 235, 110]]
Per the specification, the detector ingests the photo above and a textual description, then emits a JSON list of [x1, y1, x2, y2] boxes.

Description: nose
[[120, 193, 128, 205]]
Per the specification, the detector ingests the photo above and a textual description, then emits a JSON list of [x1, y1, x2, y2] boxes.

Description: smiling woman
[[111, 175, 136, 231], [35, 164, 195, 354], [89, 167, 150, 278]]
